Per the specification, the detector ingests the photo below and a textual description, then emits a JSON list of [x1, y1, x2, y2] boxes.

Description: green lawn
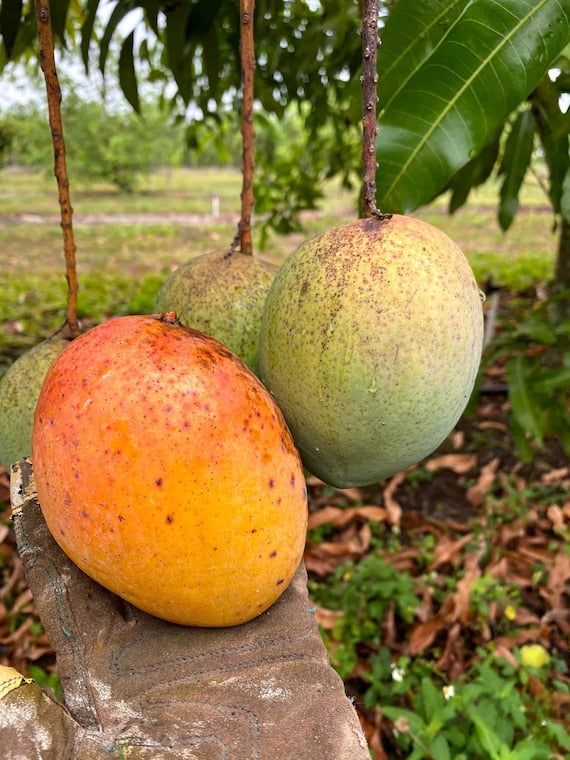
[[0, 165, 558, 369]]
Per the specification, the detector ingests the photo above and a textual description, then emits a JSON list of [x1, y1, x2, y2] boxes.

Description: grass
[[0, 165, 558, 370]]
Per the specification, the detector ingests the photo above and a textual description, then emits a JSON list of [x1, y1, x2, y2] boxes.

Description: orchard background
[[1, 1, 570, 756]]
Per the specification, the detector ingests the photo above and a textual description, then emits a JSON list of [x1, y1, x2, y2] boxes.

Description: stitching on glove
[[116, 702, 260, 757], [109, 632, 316, 678]]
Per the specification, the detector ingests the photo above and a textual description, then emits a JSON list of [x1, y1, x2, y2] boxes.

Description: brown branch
[[35, 0, 80, 337], [360, 0, 382, 218], [229, 0, 256, 256]]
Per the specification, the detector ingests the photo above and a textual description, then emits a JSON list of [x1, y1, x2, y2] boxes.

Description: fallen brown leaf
[[466, 457, 500, 506], [425, 453, 477, 474], [382, 471, 406, 526], [314, 606, 344, 629], [308, 505, 388, 530]]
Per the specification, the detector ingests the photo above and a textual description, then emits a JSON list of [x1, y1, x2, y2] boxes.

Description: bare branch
[[34, 0, 80, 336], [229, 0, 256, 256], [360, 0, 382, 218]]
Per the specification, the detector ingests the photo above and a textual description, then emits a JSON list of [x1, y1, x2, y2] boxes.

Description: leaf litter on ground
[[1, 354, 569, 757]]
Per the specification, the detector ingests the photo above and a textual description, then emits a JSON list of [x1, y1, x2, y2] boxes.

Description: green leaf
[[511, 738, 553, 760], [531, 69, 570, 214], [467, 707, 504, 760], [142, 0, 161, 37], [531, 365, 570, 392], [382, 705, 427, 735], [498, 108, 536, 231], [377, 0, 470, 111], [48, 0, 70, 46], [446, 129, 502, 213], [164, 2, 194, 103], [202, 23, 220, 99], [99, 1, 133, 76], [427, 734, 451, 760], [543, 720, 570, 751], [420, 677, 444, 722], [0, 0, 23, 58], [377, 0, 570, 213], [515, 310, 557, 343], [80, 0, 101, 71], [118, 30, 140, 113], [505, 355, 544, 445], [561, 168, 570, 222]]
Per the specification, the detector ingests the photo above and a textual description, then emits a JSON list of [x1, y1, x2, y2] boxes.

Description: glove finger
[[1, 666, 83, 759], [11, 458, 142, 726]]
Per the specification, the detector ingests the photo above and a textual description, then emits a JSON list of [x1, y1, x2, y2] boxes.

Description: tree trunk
[[553, 216, 570, 324]]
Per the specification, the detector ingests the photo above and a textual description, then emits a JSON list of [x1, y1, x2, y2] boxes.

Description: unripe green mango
[[154, 250, 278, 375], [259, 215, 484, 488], [0, 335, 70, 471]]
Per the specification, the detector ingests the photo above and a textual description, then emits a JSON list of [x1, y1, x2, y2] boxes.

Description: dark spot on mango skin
[[268, 478, 275, 489], [165, 513, 174, 524], [156, 478, 163, 487], [276, 579, 284, 586], [269, 550, 277, 558]]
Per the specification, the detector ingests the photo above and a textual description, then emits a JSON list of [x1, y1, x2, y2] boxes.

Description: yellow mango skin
[[259, 215, 484, 488], [32, 314, 307, 627]]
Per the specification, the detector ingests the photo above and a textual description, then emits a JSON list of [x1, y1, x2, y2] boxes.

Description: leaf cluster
[[306, 461, 570, 758], [2, 1, 569, 240], [478, 290, 570, 460]]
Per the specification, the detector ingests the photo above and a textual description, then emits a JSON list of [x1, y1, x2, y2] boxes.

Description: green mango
[[259, 214, 484, 488], [154, 250, 278, 375], [0, 335, 70, 471]]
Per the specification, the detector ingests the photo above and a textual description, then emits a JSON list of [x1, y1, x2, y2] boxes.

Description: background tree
[[2, 2, 568, 245]]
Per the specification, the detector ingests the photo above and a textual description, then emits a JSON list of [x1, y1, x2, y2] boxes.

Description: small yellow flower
[[520, 644, 550, 669], [504, 605, 517, 621]]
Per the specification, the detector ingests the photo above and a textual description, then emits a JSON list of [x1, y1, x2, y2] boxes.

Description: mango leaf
[[0, 0, 22, 59], [98, 1, 134, 77], [118, 30, 140, 113], [80, 0, 101, 71], [377, 0, 470, 110], [445, 129, 501, 213], [498, 108, 535, 231], [202, 23, 220, 100], [561, 168, 570, 222], [376, 0, 570, 214], [163, 2, 193, 103], [505, 355, 544, 446], [531, 64, 570, 213], [49, 0, 71, 47], [142, 0, 161, 37]]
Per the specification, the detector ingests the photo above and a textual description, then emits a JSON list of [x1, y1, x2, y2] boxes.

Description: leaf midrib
[[381, 0, 551, 202]]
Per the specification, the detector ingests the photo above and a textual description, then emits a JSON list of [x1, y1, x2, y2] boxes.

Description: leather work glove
[[1, 459, 370, 759]]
